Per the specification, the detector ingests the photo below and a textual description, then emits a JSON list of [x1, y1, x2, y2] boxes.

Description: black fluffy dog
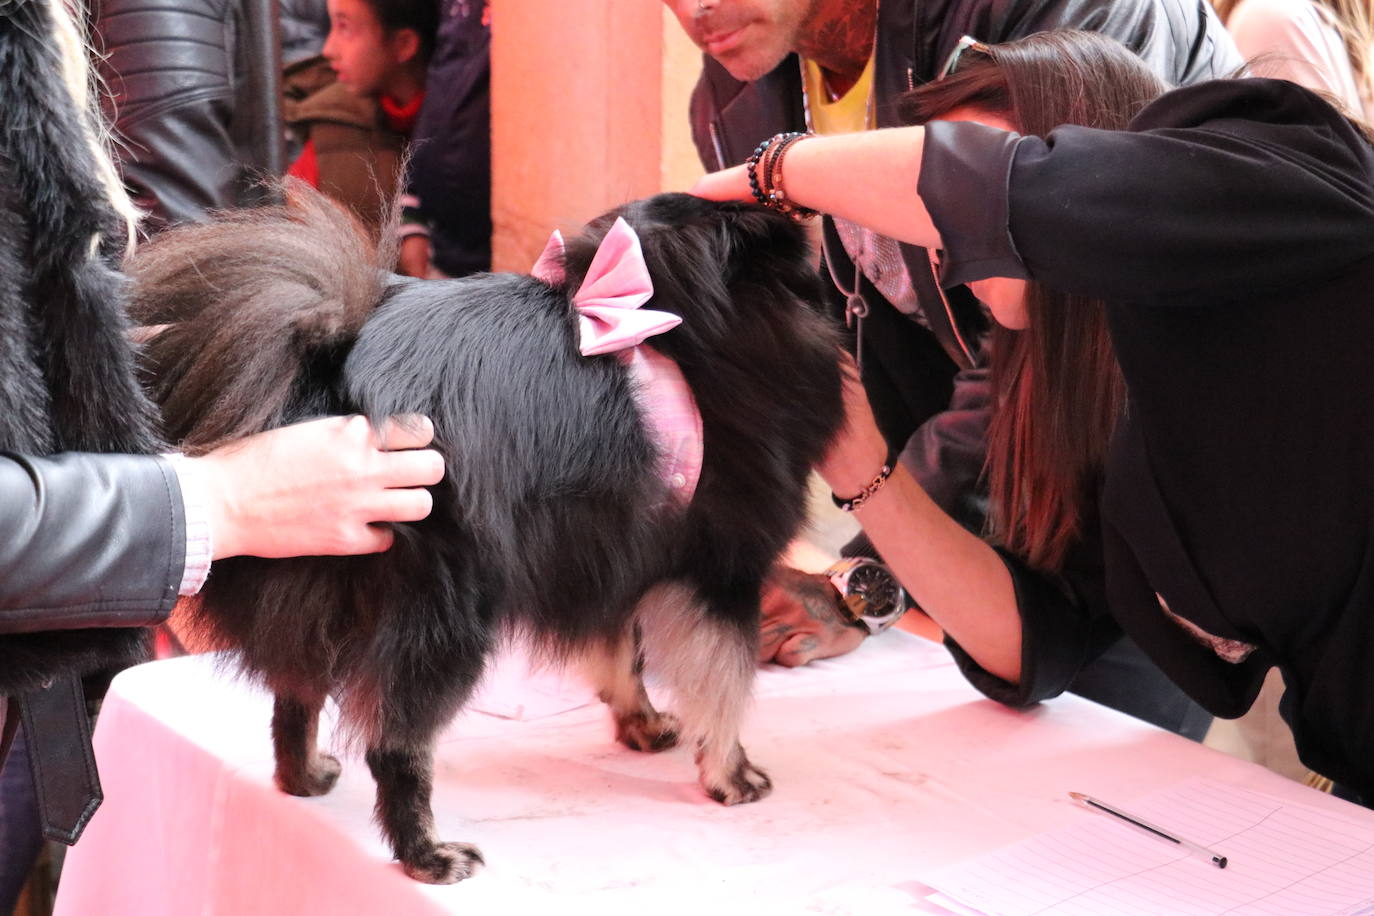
[[131, 186, 844, 883]]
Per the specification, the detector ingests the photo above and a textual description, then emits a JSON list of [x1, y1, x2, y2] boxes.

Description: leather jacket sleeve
[[90, 0, 281, 230], [0, 453, 184, 633]]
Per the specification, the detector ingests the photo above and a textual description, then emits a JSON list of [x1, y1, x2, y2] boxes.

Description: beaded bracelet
[[760, 131, 794, 189], [767, 132, 818, 221], [745, 137, 772, 207], [752, 131, 818, 222], [830, 446, 899, 512]]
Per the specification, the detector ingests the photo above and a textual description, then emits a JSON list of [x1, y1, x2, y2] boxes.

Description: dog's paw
[[275, 753, 342, 797], [702, 759, 773, 806], [615, 710, 681, 752], [402, 841, 485, 884]]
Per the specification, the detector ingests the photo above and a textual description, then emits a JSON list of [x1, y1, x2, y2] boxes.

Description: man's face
[[663, 0, 819, 82]]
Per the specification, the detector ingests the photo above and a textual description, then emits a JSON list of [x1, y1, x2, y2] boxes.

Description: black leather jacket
[[90, 0, 313, 229], [2, 0, 193, 848], [0, 453, 183, 636], [0, 454, 184, 843]]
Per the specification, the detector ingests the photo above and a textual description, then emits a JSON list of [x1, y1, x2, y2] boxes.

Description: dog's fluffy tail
[[130, 182, 392, 450]]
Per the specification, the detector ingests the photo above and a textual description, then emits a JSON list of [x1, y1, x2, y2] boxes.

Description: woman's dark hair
[[900, 31, 1169, 572], [366, 0, 441, 62]]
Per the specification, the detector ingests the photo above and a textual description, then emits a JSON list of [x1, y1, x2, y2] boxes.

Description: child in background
[[285, 0, 438, 240]]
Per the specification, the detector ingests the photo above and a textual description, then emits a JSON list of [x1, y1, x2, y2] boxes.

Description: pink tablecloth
[[53, 633, 1363, 915]]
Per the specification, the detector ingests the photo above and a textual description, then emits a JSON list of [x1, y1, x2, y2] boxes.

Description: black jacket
[[90, 0, 303, 229], [407, 0, 492, 277], [0, 453, 184, 843], [926, 78, 1374, 794], [0, 454, 183, 636], [1, 0, 182, 844]]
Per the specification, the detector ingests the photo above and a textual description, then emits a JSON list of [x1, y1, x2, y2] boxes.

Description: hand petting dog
[[190, 415, 445, 559]]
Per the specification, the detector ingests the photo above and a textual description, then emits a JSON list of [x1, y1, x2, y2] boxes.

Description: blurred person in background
[[1216, 0, 1374, 120]]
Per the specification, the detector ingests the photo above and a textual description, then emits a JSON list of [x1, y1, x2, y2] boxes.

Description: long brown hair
[[900, 31, 1169, 571], [1214, 0, 1374, 98]]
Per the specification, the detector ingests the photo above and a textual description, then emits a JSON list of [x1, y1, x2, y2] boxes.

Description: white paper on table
[[923, 778, 1374, 915], [464, 645, 596, 721]]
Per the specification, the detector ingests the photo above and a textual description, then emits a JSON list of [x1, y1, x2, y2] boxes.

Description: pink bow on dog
[[530, 218, 682, 356], [531, 218, 704, 503]]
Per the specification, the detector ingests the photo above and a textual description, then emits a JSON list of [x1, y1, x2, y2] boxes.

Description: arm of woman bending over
[[692, 127, 944, 250]]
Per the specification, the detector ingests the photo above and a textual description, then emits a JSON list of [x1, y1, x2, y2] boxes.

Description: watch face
[[846, 563, 904, 619]]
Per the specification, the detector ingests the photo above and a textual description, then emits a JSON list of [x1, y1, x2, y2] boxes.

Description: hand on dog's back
[[191, 414, 444, 558]]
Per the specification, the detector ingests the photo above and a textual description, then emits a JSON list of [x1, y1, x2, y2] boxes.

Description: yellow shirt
[[800, 53, 926, 323], [801, 55, 876, 135]]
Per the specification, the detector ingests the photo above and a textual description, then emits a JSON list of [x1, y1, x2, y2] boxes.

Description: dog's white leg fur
[[579, 631, 681, 752], [635, 583, 772, 805]]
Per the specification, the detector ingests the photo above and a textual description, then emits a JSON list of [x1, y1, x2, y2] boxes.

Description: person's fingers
[[379, 446, 445, 488], [758, 621, 795, 663], [689, 165, 751, 202], [347, 524, 395, 555], [774, 632, 824, 668], [775, 626, 865, 668], [369, 485, 435, 523], [371, 414, 436, 450]]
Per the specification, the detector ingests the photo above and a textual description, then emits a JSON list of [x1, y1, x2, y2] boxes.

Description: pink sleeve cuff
[[164, 454, 213, 595]]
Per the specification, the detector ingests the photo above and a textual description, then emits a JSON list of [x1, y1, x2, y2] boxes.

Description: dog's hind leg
[[365, 739, 484, 883], [272, 692, 342, 797], [636, 583, 771, 806], [579, 625, 680, 752], [356, 607, 491, 884]]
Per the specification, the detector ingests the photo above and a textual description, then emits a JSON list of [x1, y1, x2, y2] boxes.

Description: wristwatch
[[826, 557, 909, 635]]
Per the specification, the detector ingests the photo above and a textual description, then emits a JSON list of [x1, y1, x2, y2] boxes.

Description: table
[[52, 632, 1368, 915]]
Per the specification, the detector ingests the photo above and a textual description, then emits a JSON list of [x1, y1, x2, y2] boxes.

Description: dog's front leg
[[272, 693, 341, 796], [365, 741, 484, 883]]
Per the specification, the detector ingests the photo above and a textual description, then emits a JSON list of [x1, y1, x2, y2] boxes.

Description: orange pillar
[[490, 2, 704, 272]]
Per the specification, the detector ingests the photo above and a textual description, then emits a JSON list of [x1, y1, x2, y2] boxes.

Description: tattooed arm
[[758, 564, 868, 667]]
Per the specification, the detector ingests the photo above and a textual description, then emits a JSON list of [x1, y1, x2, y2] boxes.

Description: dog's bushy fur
[[0, 0, 162, 693], [132, 186, 843, 882]]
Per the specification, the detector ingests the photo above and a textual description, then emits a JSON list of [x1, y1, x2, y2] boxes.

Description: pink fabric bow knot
[[531, 219, 704, 503], [530, 218, 682, 356]]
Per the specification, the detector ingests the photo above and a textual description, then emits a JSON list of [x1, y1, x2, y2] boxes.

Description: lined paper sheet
[[923, 779, 1374, 915]]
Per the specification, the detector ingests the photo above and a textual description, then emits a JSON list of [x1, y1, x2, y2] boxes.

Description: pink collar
[[532, 221, 703, 502]]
